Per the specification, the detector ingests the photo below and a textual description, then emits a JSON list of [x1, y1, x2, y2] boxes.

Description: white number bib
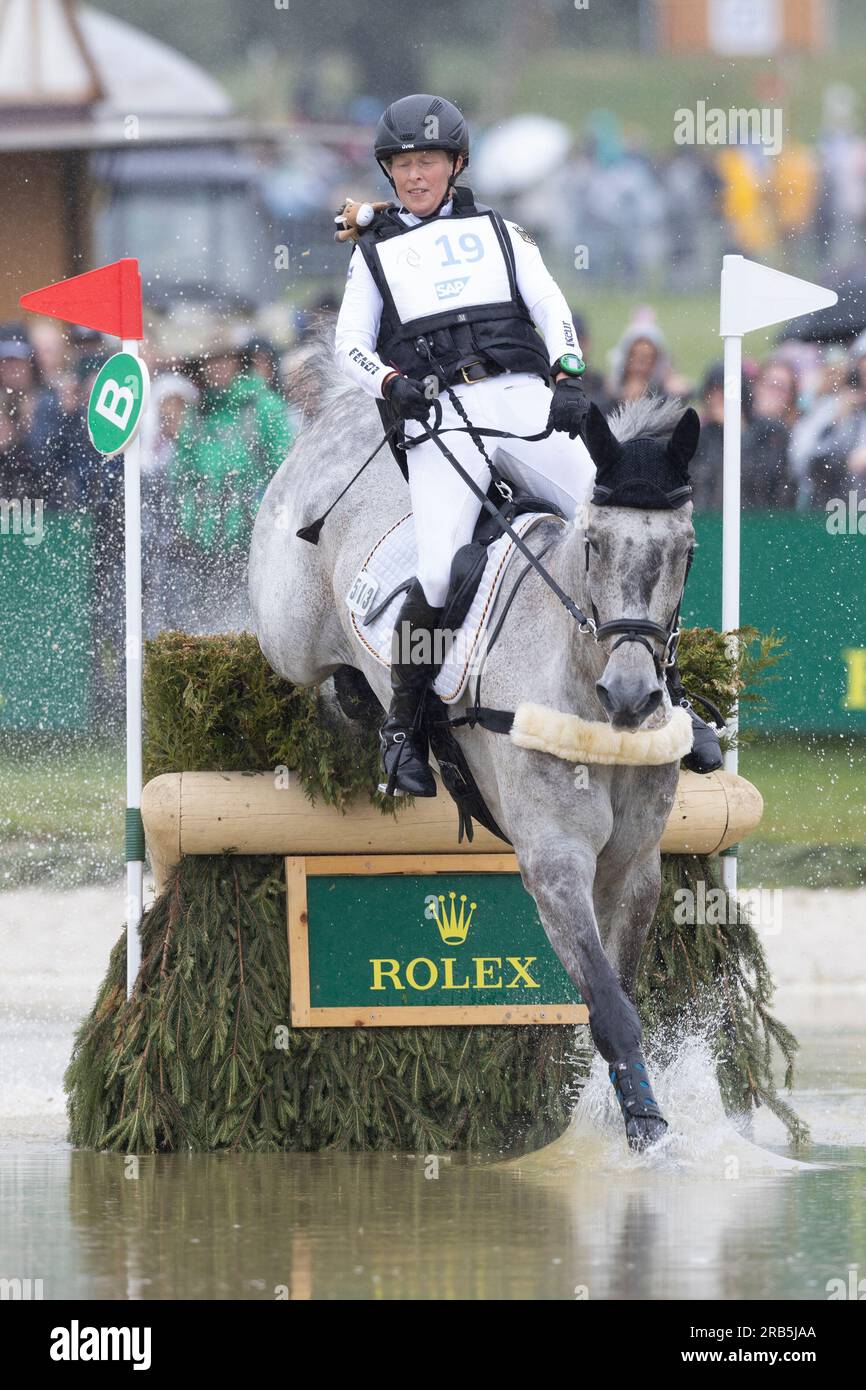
[[373, 214, 512, 326]]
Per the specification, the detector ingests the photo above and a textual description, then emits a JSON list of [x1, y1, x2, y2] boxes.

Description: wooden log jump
[[141, 769, 763, 893]]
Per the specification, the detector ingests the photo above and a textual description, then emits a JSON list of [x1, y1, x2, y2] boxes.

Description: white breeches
[[403, 372, 596, 607]]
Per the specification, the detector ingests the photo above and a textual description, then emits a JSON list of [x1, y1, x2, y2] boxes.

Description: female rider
[[335, 94, 720, 796]]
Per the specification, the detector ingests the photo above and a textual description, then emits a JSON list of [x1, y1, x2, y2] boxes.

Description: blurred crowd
[[575, 307, 866, 511], [520, 129, 860, 290], [279, 87, 866, 291], [0, 304, 330, 723], [415, 88, 866, 290], [1, 296, 863, 724]]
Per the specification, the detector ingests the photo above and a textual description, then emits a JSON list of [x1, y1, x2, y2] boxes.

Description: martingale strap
[[401, 358, 698, 839], [425, 691, 512, 844], [425, 524, 561, 842], [426, 530, 561, 842]]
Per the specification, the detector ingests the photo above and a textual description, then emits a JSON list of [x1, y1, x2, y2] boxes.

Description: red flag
[[19, 258, 142, 340]]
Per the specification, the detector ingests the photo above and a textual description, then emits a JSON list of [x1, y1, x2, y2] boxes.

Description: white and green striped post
[[20, 260, 149, 998], [87, 348, 150, 996]]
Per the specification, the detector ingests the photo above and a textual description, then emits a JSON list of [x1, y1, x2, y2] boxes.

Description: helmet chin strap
[[425, 154, 461, 218], [377, 158, 396, 190]]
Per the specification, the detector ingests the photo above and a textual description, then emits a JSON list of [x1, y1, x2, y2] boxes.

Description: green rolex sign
[[287, 854, 586, 1027], [86, 351, 149, 457]]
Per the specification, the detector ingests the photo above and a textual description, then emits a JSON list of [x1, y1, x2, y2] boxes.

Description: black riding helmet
[[374, 94, 469, 208]]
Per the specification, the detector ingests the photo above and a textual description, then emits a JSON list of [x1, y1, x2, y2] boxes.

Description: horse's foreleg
[[593, 848, 663, 1002], [520, 839, 641, 1061], [520, 838, 669, 1151]]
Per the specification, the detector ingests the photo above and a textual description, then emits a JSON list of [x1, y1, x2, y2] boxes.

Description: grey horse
[[250, 349, 699, 1151]]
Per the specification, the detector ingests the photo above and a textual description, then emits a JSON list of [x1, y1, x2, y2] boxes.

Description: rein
[[443, 522, 694, 742], [299, 345, 693, 707], [407, 335, 693, 682], [407, 395, 597, 633], [407, 337, 600, 632]]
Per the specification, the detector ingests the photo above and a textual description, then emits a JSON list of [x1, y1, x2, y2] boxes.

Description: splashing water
[[507, 1029, 811, 1177]]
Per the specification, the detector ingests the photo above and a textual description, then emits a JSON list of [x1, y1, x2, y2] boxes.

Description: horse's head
[[581, 399, 700, 730]]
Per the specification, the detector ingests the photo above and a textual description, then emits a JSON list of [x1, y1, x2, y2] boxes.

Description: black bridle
[[585, 535, 695, 678], [443, 526, 695, 758], [407, 336, 694, 676]]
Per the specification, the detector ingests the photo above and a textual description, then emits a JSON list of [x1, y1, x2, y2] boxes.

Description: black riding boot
[[666, 660, 724, 774], [379, 579, 443, 797]]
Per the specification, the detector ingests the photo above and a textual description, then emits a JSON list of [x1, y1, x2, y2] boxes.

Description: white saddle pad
[[346, 511, 557, 704]]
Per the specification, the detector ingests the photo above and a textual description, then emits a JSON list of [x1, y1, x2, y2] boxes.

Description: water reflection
[[0, 1134, 857, 1301], [1, 1024, 863, 1301]]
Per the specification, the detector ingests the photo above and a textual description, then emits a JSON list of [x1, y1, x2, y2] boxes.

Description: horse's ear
[[666, 407, 701, 468], [582, 402, 621, 468]]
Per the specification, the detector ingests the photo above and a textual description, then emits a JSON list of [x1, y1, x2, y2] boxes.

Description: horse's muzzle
[[595, 673, 664, 730]]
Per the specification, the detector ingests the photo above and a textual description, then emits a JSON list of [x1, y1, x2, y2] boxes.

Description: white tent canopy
[[81, 4, 230, 118], [0, 0, 100, 106], [0, 0, 230, 118]]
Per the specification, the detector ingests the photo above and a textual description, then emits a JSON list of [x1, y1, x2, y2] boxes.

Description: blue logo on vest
[[435, 277, 470, 301]]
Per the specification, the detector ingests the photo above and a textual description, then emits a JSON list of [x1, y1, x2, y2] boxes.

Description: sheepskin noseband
[[510, 703, 693, 766]]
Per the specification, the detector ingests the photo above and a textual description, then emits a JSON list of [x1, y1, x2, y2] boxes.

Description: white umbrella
[[473, 115, 572, 197]]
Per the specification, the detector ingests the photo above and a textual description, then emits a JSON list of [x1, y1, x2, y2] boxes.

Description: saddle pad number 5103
[[346, 570, 380, 619]]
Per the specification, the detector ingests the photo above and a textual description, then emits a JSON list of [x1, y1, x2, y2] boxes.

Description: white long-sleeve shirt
[[334, 199, 581, 397]]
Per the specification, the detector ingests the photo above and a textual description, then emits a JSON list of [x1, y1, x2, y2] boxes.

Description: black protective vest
[[356, 186, 551, 388]]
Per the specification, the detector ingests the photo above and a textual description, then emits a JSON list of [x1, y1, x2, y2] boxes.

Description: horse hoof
[[625, 1114, 669, 1152]]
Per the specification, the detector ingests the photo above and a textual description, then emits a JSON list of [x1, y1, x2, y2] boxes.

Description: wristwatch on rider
[[552, 353, 586, 379]]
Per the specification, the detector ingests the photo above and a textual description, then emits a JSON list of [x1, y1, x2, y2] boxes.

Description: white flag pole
[[19, 262, 147, 997], [720, 325, 742, 894], [122, 335, 144, 997], [719, 255, 837, 897]]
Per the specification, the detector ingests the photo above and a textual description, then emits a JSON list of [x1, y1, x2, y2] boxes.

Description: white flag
[[720, 255, 837, 337]]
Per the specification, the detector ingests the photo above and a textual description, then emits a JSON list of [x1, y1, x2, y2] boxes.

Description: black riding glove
[[547, 376, 591, 439], [384, 374, 433, 422]]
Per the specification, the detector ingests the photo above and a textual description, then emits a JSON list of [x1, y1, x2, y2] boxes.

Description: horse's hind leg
[[520, 838, 668, 1152]]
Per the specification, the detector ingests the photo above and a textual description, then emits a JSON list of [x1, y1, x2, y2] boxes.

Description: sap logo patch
[[435, 277, 470, 301]]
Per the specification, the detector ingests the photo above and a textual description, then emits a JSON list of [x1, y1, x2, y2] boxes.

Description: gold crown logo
[[431, 890, 476, 945]]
